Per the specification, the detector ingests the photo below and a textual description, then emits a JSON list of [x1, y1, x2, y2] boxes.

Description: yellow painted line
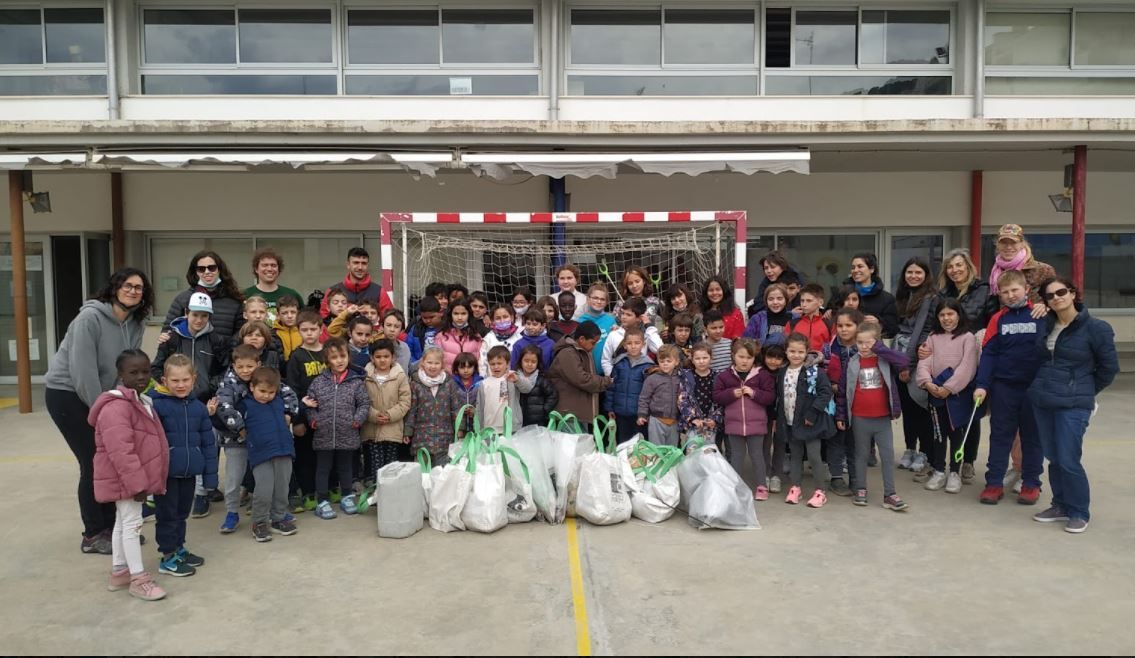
[[565, 518, 592, 657], [0, 398, 18, 410]]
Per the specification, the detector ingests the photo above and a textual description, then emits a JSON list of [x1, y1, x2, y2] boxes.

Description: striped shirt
[[707, 337, 733, 374]]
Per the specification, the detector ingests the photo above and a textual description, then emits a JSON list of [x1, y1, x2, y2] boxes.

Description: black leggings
[[928, 408, 966, 473], [290, 430, 316, 498], [315, 449, 355, 501], [46, 388, 116, 538], [898, 381, 932, 453]]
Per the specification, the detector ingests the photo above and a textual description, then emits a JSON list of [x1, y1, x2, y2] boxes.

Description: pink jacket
[[89, 387, 170, 503], [435, 329, 483, 372], [712, 367, 777, 437], [915, 332, 979, 394]]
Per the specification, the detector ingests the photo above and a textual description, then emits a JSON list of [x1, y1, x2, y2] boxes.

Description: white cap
[[187, 292, 214, 314]]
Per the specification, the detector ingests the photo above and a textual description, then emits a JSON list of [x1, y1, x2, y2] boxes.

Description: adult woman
[[701, 276, 745, 340], [846, 253, 899, 338], [1029, 277, 1119, 534], [894, 257, 941, 473], [660, 283, 703, 340], [45, 267, 153, 554], [164, 251, 244, 341], [746, 250, 802, 317]]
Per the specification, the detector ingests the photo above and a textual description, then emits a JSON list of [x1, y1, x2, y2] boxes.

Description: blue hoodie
[[975, 303, 1045, 390], [511, 331, 555, 371], [150, 386, 219, 489]]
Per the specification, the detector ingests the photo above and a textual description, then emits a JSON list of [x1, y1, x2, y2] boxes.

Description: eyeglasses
[[195, 264, 219, 273], [120, 283, 145, 293], [1044, 287, 1072, 301]]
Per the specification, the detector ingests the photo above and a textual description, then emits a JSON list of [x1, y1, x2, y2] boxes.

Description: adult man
[[319, 247, 393, 318], [243, 247, 302, 326]]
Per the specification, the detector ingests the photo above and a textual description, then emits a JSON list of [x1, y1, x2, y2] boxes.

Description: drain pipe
[[105, 0, 119, 120], [973, 0, 985, 119], [548, 0, 560, 121]]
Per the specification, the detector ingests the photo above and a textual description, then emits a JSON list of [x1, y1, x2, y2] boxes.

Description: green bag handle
[[449, 432, 482, 473], [455, 403, 478, 439], [416, 447, 432, 474], [488, 439, 530, 483], [548, 411, 583, 434], [503, 406, 513, 439], [629, 440, 684, 483], [355, 483, 377, 513], [591, 415, 616, 454], [683, 435, 707, 453]]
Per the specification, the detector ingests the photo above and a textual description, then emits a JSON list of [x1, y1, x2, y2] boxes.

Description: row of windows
[[2, 5, 1134, 96]]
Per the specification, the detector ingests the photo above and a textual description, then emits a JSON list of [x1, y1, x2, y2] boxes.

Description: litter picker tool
[[954, 399, 982, 465]]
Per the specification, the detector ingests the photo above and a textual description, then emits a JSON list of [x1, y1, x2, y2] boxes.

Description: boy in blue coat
[[604, 328, 653, 444], [238, 367, 298, 542], [511, 309, 556, 371], [974, 270, 1046, 506], [150, 354, 218, 578]]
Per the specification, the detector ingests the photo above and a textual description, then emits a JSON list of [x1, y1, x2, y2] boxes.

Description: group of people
[[44, 224, 1119, 601]]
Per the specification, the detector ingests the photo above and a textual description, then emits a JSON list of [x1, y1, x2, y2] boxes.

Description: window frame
[[0, 3, 108, 94]]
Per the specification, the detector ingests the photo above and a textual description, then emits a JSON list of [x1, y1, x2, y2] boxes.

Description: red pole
[[969, 170, 983, 262], [1072, 146, 1087, 291]]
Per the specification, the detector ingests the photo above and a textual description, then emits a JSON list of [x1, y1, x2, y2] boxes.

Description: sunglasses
[[1044, 287, 1072, 301], [196, 264, 219, 273]]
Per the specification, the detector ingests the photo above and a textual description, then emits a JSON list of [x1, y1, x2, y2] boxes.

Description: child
[[285, 310, 325, 512], [362, 339, 412, 484], [555, 263, 588, 320], [381, 308, 413, 372], [661, 283, 703, 341], [346, 315, 373, 371], [915, 299, 979, 494], [548, 323, 613, 430], [516, 344, 558, 427], [702, 276, 745, 340], [436, 300, 483, 371], [303, 337, 370, 519], [784, 283, 832, 357], [477, 346, 523, 434], [90, 349, 169, 601], [601, 297, 662, 376], [511, 309, 556, 372], [404, 346, 465, 466], [327, 300, 377, 340], [273, 295, 302, 361], [638, 345, 683, 447], [239, 320, 283, 372], [665, 311, 695, 368], [239, 367, 298, 541], [835, 321, 910, 511], [406, 296, 444, 363], [452, 352, 482, 435], [825, 308, 866, 495], [973, 269, 1046, 505], [759, 343, 787, 493], [323, 287, 350, 338], [779, 271, 803, 312], [613, 266, 663, 329], [579, 283, 617, 375], [776, 333, 835, 508], [479, 305, 522, 377], [829, 286, 861, 313], [743, 283, 796, 345], [511, 286, 536, 327], [677, 343, 722, 446], [604, 328, 653, 443], [216, 344, 300, 532], [151, 292, 229, 403], [702, 309, 733, 374], [425, 281, 449, 313], [468, 291, 492, 335], [446, 283, 468, 307], [548, 291, 580, 342], [712, 340, 775, 500], [150, 354, 218, 578], [537, 295, 559, 326]]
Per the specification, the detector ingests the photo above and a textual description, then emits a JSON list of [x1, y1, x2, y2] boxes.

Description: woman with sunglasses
[[45, 268, 154, 555], [163, 251, 245, 342], [1028, 277, 1118, 534]]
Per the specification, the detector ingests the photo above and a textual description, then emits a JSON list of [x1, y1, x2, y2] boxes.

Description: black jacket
[[844, 278, 899, 339], [151, 318, 230, 401], [943, 278, 998, 332], [519, 373, 559, 427]]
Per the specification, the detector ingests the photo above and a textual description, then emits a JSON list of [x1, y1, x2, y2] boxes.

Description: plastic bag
[[460, 432, 509, 534], [489, 438, 537, 524], [575, 418, 632, 526], [428, 462, 472, 533], [618, 436, 683, 524], [676, 439, 760, 531], [417, 449, 437, 520], [545, 412, 597, 523], [506, 426, 556, 523], [376, 462, 425, 539]]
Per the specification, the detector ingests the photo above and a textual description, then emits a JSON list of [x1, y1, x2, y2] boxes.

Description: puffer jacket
[[362, 362, 412, 443], [638, 370, 680, 420], [435, 329, 483, 372], [547, 337, 612, 424], [677, 368, 723, 432], [943, 278, 997, 332], [149, 386, 218, 489], [214, 368, 299, 445], [510, 331, 555, 371], [239, 394, 296, 467], [307, 369, 371, 451], [150, 317, 229, 401], [165, 287, 244, 341], [404, 374, 464, 457], [1028, 306, 1119, 411], [517, 371, 558, 427], [89, 387, 170, 503], [604, 352, 653, 417], [844, 278, 899, 338], [712, 367, 776, 437]]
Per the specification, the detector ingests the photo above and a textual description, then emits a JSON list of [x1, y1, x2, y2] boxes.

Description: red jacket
[[721, 307, 746, 340], [319, 274, 394, 318], [89, 387, 170, 503], [786, 313, 832, 354]]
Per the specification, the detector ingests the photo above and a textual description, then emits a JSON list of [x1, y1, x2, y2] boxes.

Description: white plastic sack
[[506, 427, 556, 523], [677, 445, 760, 531], [460, 454, 509, 534], [575, 452, 632, 526], [428, 463, 472, 533], [376, 462, 425, 539], [618, 436, 680, 524], [495, 443, 537, 524], [547, 430, 595, 523]]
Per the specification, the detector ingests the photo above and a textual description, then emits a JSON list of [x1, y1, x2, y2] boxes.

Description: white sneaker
[[945, 472, 963, 494], [925, 471, 947, 491], [898, 449, 915, 470], [1003, 468, 1022, 490], [909, 452, 927, 473], [769, 475, 782, 494]]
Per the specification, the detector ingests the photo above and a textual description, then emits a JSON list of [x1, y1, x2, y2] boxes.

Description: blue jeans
[[985, 382, 1043, 488], [1035, 405, 1092, 521]]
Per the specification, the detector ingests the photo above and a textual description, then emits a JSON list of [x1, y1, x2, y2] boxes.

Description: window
[[0, 8, 106, 95], [794, 10, 857, 66], [746, 233, 878, 302], [345, 6, 538, 96], [140, 8, 336, 95], [861, 10, 950, 65], [985, 12, 1069, 66]]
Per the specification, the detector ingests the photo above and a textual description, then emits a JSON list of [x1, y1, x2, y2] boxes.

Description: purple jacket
[[712, 368, 776, 437], [307, 369, 371, 451]]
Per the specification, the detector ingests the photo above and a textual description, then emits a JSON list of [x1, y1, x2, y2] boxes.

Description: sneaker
[[190, 495, 211, 519], [898, 449, 915, 470], [882, 494, 909, 512], [806, 489, 827, 508], [829, 478, 852, 497], [315, 500, 337, 520], [1002, 468, 1022, 491], [252, 521, 273, 542], [175, 547, 204, 568], [158, 553, 196, 577], [128, 572, 166, 601], [340, 493, 359, 515], [853, 489, 869, 506], [945, 472, 963, 494], [108, 567, 131, 592], [1012, 478, 1024, 495], [1064, 518, 1089, 534], [281, 512, 296, 524], [329, 487, 343, 504], [1033, 505, 1070, 523], [207, 489, 224, 503], [785, 485, 802, 505], [867, 448, 878, 467], [271, 518, 298, 536], [289, 494, 305, 514], [81, 530, 112, 555], [961, 463, 975, 483], [1017, 485, 1041, 505], [219, 512, 239, 534], [913, 463, 934, 483], [768, 476, 782, 494], [302, 495, 317, 512], [753, 486, 769, 502], [924, 471, 947, 491], [979, 485, 1004, 505], [909, 452, 928, 474]]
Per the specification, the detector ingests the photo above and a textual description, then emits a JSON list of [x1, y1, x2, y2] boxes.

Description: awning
[[90, 151, 445, 177], [0, 152, 89, 169], [465, 151, 810, 180]]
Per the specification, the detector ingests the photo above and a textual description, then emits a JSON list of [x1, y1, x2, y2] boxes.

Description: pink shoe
[[108, 567, 131, 592], [129, 572, 167, 601], [785, 485, 802, 505], [753, 486, 769, 501], [807, 489, 828, 508]]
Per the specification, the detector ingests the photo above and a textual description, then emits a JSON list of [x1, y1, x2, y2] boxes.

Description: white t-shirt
[[783, 366, 802, 426], [1047, 321, 1067, 351]]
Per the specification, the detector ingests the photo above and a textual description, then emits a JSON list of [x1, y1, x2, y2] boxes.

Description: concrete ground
[[2, 380, 1135, 656]]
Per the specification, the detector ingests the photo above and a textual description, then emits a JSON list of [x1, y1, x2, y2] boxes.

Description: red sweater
[[851, 356, 890, 419], [721, 307, 745, 340]]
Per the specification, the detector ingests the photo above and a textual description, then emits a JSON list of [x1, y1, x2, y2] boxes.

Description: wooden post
[[111, 172, 125, 269], [8, 172, 33, 413], [969, 170, 983, 263], [1071, 146, 1087, 291]]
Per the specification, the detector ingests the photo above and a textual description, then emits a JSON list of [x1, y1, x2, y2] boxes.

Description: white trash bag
[[545, 412, 597, 523], [459, 434, 509, 534], [376, 461, 425, 539], [506, 426, 556, 523], [618, 436, 682, 524], [677, 438, 760, 531], [574, 418, 632, 526], [490, 439, 537, 524]]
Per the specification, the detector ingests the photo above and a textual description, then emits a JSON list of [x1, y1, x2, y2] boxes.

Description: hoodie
[[45, 300, 145, 408], [275, 324, 302, 361], [89, 386, 169, 503], [150, 386, 219, 489], [975, 303, 1046, 390], [151, 316, 230, 401], [511, 330, 556, 371]]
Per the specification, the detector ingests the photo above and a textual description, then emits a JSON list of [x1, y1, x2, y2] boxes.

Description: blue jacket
[[349, 342, 370, 371], [238, 394, 296, 467], [150, 387, 218, 488], [1028, 306, 1119, 411], [975, 304, 1045, 390], [603, 352, 652, 417], [511, 332, 555, 371]]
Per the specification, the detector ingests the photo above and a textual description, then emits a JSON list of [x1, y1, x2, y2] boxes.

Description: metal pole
[[969, 170, 983, 263], [1072, 145, 1087, 291], [548, 0, 560, 121], [401, 224, 409, 313], [8, 172, 33, 413], [550, 177, 567, 290], [111, 172, 125, 269], [974, 0, 985, 119], [105, 0, 119, 120]]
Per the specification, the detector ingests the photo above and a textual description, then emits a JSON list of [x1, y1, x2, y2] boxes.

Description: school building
[[2, 0, 1134, 390]]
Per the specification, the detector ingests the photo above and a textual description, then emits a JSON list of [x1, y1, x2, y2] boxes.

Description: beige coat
[[362, 362, 412, 443]]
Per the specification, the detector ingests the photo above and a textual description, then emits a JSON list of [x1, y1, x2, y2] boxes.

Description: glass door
[[0, 240, 51, 378], [888, 232, 945, 291]]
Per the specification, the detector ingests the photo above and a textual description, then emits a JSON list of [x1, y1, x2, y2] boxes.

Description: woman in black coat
[[163, 250, 245, 342], [846, 252, 899, 338], [938, 248, 998, 334]]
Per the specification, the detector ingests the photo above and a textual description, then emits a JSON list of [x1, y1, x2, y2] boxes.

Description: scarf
[[417, 368, 447, 395], [197, 277, 221, 291], [1006, 298, 1029, 310], [492, 322, 518, 341], [990, 250, 1028, 291], [855, 280, 877, 297]]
